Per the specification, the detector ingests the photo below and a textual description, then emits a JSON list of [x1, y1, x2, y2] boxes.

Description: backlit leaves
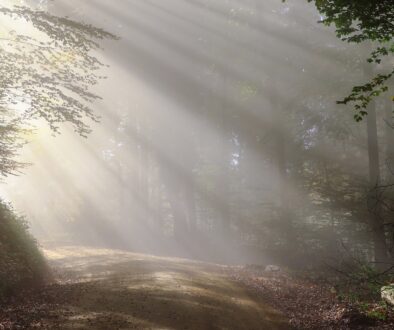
[[304, 0, 393, 118], [0, 5, 117, 176]]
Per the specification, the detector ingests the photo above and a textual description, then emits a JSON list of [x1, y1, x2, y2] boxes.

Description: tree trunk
[[366, 101, 388, 267], [185, 184, 197, 235], [384, 96, 394, 177], [216, 71, 231, 236]]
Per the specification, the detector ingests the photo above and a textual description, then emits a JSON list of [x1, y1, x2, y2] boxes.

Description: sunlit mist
[[1, 0, 392, 268]]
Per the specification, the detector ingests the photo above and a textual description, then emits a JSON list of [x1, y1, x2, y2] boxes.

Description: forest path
[[37, 246, 289, 329]]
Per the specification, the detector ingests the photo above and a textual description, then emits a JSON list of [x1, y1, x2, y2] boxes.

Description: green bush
[[0, 201, 47, 299]]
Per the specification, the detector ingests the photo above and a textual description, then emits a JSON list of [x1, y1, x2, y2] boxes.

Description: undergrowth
[[0, 201, 47, 300], [318, 254, 394, 323]]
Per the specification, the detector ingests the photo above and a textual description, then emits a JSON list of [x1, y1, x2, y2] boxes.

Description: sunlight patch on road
[[43, 246, 130, 260], [153, 271, 178, 283]]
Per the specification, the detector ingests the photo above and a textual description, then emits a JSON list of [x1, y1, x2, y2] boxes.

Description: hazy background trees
[[1, 0, 393, 270]]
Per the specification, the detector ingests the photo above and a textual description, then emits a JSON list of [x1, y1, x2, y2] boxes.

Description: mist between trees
[[1, 0, 393, 277]]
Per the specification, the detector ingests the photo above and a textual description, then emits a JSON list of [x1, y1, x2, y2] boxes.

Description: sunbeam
[[1, 0, 393, 328]]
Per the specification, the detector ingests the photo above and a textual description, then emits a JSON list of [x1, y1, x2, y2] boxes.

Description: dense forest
[[0, 0, 393, 329]]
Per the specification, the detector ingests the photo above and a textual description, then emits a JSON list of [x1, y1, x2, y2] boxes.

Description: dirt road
[[6, 246, 290, 329]]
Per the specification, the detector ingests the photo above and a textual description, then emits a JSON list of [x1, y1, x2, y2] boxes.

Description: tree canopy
[[306, 0, 394, 119], [0, 6, 116, 176]]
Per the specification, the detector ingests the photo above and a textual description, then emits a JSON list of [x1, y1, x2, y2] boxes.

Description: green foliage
[[0, 4, 117, 298], [299, 0, 394, 117], [0, 6, 117, 176], [330, 256, 394, 304], [309, 1, 393, 44], [0, 200, 47, 299], [329, 262, 393, 322], [367, 308, 388, 321], [337, 70, 394, 122]]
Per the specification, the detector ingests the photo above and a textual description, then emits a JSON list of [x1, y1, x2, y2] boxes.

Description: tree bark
[[366, 101, 388, 267], [384, 96, 394, 177]]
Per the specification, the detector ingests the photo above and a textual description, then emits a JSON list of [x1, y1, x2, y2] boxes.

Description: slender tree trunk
[[366, 101, 388, 267], [384, 96, 394, 176], [271, 92, 295, 250], [277, 119, 294, 249], [159, 153, 189, 242], [367, 104, 380, 187], [383, 96, 394, 258], [217, 71, 231, 236], [185, 183, 197, 235], [139, 116, 150, 227]]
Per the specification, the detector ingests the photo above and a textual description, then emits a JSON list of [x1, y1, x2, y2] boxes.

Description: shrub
[[0, 201, 47, 299]]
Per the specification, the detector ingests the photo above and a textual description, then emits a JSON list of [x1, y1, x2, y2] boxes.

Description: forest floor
[[1, 245, 393, 329], [231, 265, 394, 329], [0, 246, 289, 329]]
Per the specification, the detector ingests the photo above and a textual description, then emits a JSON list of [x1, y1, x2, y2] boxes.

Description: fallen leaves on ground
[[229, 265, 394, 329]]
